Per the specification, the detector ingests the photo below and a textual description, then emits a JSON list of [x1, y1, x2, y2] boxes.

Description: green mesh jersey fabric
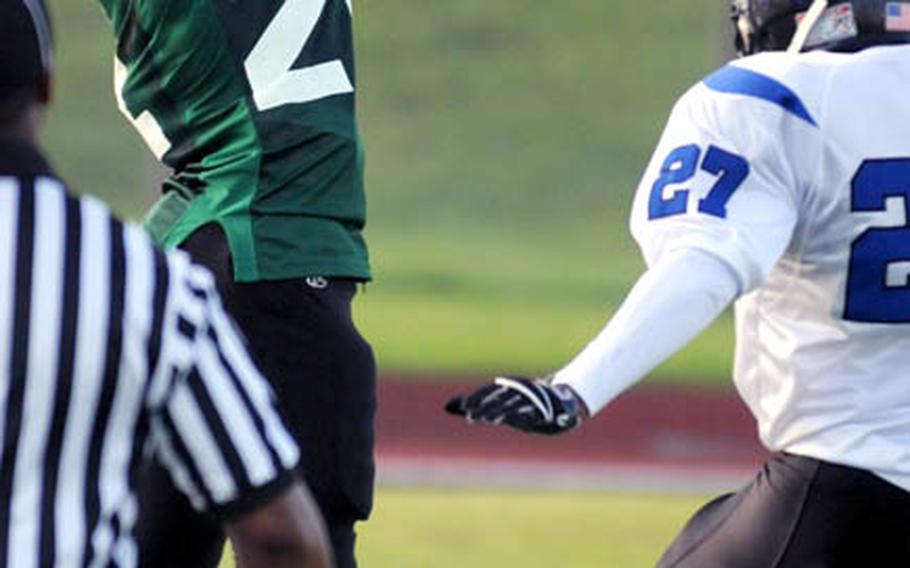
[[99, 0, 370, 282]]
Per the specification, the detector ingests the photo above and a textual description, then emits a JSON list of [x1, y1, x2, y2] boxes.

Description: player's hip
[[657, 452, 910, 567]]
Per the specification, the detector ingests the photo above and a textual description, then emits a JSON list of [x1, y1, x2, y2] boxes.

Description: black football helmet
[[731, 0, 910, 55]]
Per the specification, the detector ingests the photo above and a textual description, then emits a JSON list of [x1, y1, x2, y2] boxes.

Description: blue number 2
[[844, 159, 910, 323], [648, 144, 750, 220]]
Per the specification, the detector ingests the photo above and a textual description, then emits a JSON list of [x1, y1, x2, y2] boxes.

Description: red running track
[[375, 378, 769, 492]]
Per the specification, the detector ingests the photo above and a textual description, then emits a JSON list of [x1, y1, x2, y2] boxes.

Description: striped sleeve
[[147, 250, 300, 518]]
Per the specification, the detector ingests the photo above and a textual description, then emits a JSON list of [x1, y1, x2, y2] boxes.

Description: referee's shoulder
[[48, 180, 200, 323], [26, 174, 216, 328]]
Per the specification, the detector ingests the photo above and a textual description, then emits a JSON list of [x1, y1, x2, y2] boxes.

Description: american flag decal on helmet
[[886, 2, 910, 32]]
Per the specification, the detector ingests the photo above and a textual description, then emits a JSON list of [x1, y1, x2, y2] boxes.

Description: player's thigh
[[233, 277, 376, 517], [775, 459, 910, 567], [656, 453, 820, 568], [658, 454, 910, 568]]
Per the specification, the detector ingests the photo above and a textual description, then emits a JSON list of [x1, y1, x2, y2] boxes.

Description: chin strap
[[788, 0, 830, 54]]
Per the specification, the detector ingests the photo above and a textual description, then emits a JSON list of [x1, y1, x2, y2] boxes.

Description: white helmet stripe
[[788, 0, 830, 54]]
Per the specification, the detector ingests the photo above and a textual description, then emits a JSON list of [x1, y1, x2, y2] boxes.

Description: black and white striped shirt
[[0, 140, 300, 567]]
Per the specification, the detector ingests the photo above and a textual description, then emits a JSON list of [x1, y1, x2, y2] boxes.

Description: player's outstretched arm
[[445, 376, 588, 435], [228, 482, 334, 568], [445, 248, 741, 432]]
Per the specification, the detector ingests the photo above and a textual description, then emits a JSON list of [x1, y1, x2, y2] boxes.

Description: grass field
[[361, 228, 735, 381], [218, 488, 708, 568], [47, 1, 734, 383]]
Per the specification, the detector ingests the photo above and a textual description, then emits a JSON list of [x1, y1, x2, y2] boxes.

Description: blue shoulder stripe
[[703, 65, 818, 128]]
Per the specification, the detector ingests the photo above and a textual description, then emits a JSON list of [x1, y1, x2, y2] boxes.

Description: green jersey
[[99, 0, 370, 282]]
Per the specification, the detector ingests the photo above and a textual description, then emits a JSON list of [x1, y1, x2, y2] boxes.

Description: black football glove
[[444, 375, 584, 435]]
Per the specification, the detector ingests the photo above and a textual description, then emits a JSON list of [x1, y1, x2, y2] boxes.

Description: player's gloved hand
[[444, 376, 585, 435]]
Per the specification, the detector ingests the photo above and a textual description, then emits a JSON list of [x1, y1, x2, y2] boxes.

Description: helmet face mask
[[730, 0, 910, 55]]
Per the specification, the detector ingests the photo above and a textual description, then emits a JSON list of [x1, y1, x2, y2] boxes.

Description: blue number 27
[[844, 159, 910, 323], [648, 144, 750, 220]]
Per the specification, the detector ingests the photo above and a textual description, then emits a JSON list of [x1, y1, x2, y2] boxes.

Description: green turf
[[353, 0, 733, 381], [357, 489, 705, 567], [218, 488, 707, 568], [44, 0, 156, 216], [47, 1, 734, 382], [359, 228, 734, 383]]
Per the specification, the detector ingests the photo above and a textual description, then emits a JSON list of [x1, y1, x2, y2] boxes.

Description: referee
[[0, 2, 333, 566]]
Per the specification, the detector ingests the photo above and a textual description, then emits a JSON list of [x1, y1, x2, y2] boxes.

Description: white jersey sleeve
[[553, 248, 739, 415], [629, 62, 822, 293]]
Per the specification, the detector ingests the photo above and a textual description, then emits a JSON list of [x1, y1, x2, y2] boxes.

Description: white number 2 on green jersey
[[245, 0, 354, 111]]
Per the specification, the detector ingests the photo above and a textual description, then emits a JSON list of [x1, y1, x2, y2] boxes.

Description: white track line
[[377, 454, 754, 495]]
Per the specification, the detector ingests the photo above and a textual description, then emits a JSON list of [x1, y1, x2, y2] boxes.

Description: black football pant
[[657, 453, 910, 567], [136, 223, 376, 568]]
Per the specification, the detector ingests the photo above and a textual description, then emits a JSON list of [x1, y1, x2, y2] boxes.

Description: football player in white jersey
[[447, 0, 910, 564]]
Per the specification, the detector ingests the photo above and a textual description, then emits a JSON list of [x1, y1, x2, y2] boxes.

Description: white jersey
[[630, 45, 910, 490]]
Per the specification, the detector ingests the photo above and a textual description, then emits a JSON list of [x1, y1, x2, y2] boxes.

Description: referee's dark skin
[[0, 1, 333, 566]]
